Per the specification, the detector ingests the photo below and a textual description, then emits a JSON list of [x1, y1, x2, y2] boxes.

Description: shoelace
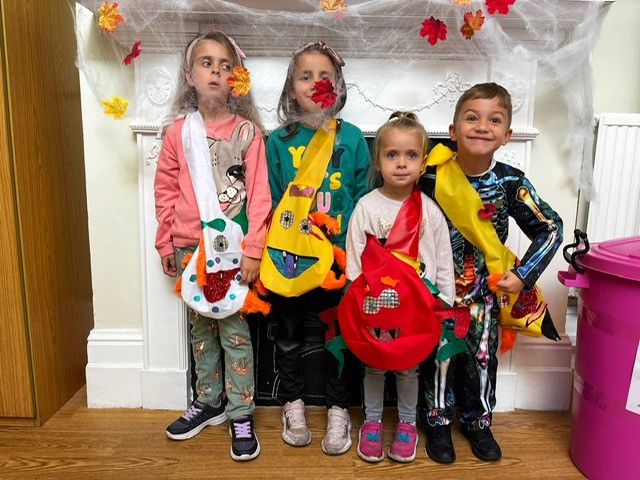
[[181, 403, 203, 421], [285, 408, 306, 427], [327, 414, 348, 434], [233, 420, 252, 439]]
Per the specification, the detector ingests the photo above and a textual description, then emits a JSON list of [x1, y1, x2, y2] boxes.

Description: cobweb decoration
[[72, 0, 612, 199]]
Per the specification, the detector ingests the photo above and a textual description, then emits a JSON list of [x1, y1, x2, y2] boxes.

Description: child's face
[[376, 128, 424, 200], [450, 97, 512, 166], [291, 52, 337, 115], [186, 39, 233, 104]]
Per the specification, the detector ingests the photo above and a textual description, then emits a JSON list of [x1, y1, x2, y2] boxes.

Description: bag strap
[[385, 186, 422, 261], [293, 118, 337, 188], [426, 143, 515, 276]]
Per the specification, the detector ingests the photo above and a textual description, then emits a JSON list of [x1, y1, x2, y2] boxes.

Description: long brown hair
[[276, 41, 347, 139]]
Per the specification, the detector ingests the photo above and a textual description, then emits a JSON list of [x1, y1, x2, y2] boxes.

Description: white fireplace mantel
[[81, 0, 608, 410]]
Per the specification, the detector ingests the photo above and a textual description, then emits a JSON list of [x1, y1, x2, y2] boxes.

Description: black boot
[[425, 424, 456, 463], [461, 424, 502, 461]]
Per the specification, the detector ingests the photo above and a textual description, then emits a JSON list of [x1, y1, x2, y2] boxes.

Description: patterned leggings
[[176, 247, 255, 419]]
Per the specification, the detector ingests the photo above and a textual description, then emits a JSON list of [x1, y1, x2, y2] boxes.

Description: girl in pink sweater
[[154, 30, 270, 461]]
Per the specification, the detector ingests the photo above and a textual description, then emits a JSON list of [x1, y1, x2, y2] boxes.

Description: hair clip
[[292, 41, 345, 67]]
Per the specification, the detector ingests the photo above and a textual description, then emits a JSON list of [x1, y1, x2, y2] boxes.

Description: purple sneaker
[[388, 422, 418, 463], [357, 421, 384, 463]]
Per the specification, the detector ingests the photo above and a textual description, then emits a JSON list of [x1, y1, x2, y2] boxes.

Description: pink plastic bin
[[558, 236, 640, 480]]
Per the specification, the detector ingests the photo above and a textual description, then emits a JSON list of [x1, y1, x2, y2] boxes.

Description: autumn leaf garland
[[420, 0, 517, 46]]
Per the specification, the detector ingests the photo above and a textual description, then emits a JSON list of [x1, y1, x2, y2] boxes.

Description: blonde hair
[[369, 111, 429, 190]]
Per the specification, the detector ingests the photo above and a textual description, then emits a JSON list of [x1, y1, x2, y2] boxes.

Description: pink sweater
[[154, 115, 271, 259]]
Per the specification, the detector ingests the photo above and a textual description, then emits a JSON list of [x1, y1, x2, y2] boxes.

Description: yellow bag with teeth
[[260, 119, 344, 297]]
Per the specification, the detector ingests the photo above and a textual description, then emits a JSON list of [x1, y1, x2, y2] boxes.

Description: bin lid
[[578, 236, 640, 281]]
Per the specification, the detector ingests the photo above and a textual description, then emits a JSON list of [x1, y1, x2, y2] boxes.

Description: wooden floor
[[0, 387, 585, 479]]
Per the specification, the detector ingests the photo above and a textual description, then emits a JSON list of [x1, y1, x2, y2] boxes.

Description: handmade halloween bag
[[260, 118, 345, 297], [426, 143, 560, 351], [178, 112, 248, 318], [338, 187, 441, 371]]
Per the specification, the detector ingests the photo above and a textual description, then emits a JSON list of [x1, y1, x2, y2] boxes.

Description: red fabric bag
[[338, 188, 441, 370]]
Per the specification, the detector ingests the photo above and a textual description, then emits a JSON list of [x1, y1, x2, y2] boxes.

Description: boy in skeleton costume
[[419, 83, 563, 463]]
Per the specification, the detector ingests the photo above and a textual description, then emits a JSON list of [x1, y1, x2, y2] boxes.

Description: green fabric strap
[[436, 329, 467, 363], [325, 335, 347, 377]]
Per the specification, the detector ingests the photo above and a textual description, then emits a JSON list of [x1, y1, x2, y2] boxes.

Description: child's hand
[[240, 255, 261, 284], [161, 253, 178, 277], [496, 271, 525, 294]]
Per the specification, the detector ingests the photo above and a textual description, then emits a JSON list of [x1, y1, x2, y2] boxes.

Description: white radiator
[[587, 113, 640, 242]]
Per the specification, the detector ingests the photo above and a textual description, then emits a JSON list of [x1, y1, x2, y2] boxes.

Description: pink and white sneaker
[[388, 422, 418, 463], [357, 421, 384, 463]]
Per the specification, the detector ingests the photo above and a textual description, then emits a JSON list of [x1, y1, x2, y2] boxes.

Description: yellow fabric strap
[[295, 118, 337, 187], [426, 143, 515, 276]]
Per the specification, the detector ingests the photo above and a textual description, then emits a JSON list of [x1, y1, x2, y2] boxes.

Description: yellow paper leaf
[[226, 66, 252, 97], [101, 94, 128, 119], [98, 1, 124, 33], [454, 0, 472, 5]]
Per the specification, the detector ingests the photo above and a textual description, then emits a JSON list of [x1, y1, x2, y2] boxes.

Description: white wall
[[530, 0, 638, 334]]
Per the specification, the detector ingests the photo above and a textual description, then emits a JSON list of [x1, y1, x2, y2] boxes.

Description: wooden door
[[0, 0, 94, 425]]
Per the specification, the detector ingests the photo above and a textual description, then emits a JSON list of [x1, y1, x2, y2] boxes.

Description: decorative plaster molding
[[145, 69, 174, 107], [145, 143, 162, 166]]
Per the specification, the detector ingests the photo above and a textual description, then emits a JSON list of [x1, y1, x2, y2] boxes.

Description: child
[[344, 112, 454, 463], [264, 41, 370, 455], [154, 31, 271, 461], [419, 83, 563, 463]]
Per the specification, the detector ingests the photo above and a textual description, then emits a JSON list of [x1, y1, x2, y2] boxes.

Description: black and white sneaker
[[229, 414, 260, 461], [166, 398, 227, 440]]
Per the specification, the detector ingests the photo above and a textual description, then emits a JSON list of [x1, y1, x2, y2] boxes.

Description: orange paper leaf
[[98, 1, 124, 32], [454, 0, 472, 5], [226, 66, 252, 97], [321, 0, 345, 11], [461, 9, 485, 40]]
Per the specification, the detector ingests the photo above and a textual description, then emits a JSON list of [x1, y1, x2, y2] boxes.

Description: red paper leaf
[[311, 79, 337, 109], [420, 16, 448, 46], [123, 40, 142, 66], [485, 0, 516, 15], [477, 203, 496, 219]]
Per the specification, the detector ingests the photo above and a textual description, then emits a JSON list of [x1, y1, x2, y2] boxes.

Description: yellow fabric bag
[[426, 144, 559, 350], [260, 119, 342, 297]]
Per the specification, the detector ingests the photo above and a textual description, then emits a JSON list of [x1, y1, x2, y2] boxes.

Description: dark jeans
[[272, 287, 354, 409]]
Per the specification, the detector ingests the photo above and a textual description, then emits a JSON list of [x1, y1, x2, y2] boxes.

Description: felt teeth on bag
[[367, 327, 400, 342]]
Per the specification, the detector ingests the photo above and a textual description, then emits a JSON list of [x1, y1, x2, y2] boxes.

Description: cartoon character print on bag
[[208, 121, 253, 220]]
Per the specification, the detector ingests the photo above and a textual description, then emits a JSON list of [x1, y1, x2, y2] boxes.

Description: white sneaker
[[281, 399, 312, 446], [321, 406, 352, 455]]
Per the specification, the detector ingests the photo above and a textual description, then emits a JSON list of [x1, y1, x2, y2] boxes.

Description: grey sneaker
[[281, 399, 312, 446], [321, 406, 352, 455]]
